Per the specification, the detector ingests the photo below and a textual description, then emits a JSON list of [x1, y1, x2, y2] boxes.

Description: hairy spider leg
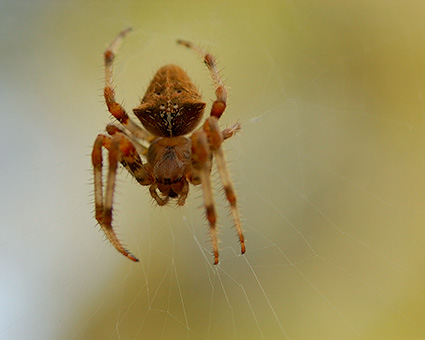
[[177, 39, 227, 119], [104, 28, 155, 142], [179, 39, 245, 262], [106, 123, 148, 157], [204, 118, 245, 255], [222, 122, 241, 140], [191, 130, 219, 264], [92, 132, 151, 262]]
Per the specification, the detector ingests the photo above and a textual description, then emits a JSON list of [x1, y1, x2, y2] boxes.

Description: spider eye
[[173, 103, 178, 109], [160, 104, 165, 110], [155, 92, 161, 95]]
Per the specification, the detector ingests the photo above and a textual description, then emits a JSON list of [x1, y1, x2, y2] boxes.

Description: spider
[[92, 28, 245, 265]]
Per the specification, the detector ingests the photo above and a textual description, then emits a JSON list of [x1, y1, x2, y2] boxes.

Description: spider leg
[[191, 130, 219, 264], [204, 117, 246, 255], [106, 123, 148, 157], [92, 132, 152, 262], [177, 39, 227, 119], [180, 39, 244, 261], [104, 28, 155, 142], [222, 122, 241, 140], [92, 135, 110, 223]]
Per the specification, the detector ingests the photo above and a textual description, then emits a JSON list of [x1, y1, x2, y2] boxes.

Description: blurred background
[[1, 1, 425, 339]]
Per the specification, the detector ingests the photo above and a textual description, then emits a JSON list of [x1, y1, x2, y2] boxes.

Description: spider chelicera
[[92, 28, 245, 264]]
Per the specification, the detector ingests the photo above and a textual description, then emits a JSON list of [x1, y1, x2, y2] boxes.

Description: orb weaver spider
[[92, 28, 245, 264]]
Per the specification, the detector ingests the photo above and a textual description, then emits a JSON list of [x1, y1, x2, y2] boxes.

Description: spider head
[[133, 64, 206, 137]]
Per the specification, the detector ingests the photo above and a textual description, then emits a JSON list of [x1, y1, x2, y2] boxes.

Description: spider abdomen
[[133, 64, 206, 137]]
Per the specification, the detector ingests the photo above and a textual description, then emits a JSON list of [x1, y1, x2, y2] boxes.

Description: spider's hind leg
[[177, 39, 227, 119], [104, 28, 155, 143]]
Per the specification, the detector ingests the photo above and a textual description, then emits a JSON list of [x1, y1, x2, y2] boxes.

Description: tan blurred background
[[1, 0, 425, 339]]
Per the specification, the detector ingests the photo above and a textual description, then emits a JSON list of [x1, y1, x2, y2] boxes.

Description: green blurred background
[[1, 1, 425, 339]]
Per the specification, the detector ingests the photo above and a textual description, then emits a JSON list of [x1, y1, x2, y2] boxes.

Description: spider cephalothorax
[[92, 28, 245, 264], [146, 136, 191, 205]]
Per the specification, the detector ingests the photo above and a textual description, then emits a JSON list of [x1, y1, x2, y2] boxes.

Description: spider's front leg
[[190, 130, 219, 264], [92, 132, 152, 262], [204, 117, 246, 256]]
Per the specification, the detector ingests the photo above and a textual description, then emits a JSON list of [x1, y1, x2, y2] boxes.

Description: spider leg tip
[[176, 39, 190, 48], [124, 251, 139, 262], [128, 255, 139, 262]]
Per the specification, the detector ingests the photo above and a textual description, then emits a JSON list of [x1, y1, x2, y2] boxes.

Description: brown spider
[[92, 28, 245, 264]]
